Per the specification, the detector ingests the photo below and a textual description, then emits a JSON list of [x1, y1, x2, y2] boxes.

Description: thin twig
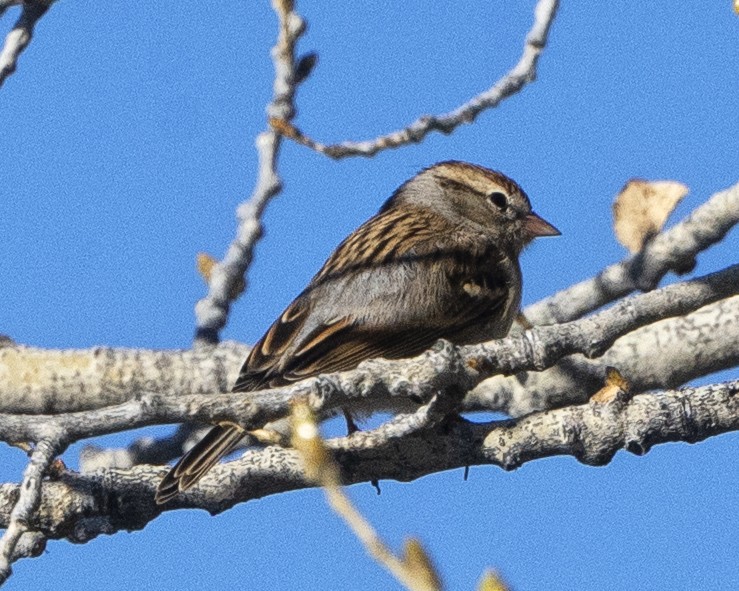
[[0, 1, 22, 18], [78, 424, 204, 473], [272, 0, 559, 159], [193, 0, 311, 344], [323, 487, 435, 590]]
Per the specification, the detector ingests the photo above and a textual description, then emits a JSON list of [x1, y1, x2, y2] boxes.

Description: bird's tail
[[155, 423, 246, 504]]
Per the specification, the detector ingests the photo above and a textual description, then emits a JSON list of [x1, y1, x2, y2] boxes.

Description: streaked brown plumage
[[155, 161, 559, 503]]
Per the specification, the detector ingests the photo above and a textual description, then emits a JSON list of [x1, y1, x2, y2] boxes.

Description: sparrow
[[155, 160, 559, 503]]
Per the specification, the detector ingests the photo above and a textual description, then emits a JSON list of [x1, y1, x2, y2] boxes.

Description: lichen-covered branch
[[274, 0, 559, 159], [525, 180, 739, 325], [193, 0, 311, 344], [0, 0, 52, 87], [0, 342, 247, 414], [1, 266, 736, 445], [1, 380, 736, 542]]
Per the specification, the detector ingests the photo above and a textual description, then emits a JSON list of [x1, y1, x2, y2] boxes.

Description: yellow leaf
[[612, 180, 689, 253], [402, 538, 443, 591], [478, 570, 510, 591], [290, 399, 338, 485], [196, 252, 216, 283]]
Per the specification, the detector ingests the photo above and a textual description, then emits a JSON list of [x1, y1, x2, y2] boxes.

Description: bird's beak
[[524, 212, 560, 239]]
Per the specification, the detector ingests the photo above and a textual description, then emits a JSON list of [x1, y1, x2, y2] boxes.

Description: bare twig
[[193, 0, 311, 344], [525, 180, 739, 325], [0, 435, 62, 585], [0, 0, 52, 87], [272, 0, 559, 159], [0, 1, 22, 18]]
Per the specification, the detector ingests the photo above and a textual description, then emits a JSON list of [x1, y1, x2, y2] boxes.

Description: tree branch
[[193, 0, 311, 344], [69, 297, 739, 472], [273, 0, 559, 159], [0, 342, 246, 414], [1, 380, 736, 542], [75, 294, 739, 471], [66, 294, 739, 472], [470, 295, 739, 416]]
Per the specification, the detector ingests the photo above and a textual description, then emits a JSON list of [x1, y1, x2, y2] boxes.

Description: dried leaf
[[591, 367, 631, 404], [196, 252, 245, 300], [613, 179, 689, 253], [247, 428, 287, 446], [196, 252, 216, 283], [402, 538, 443, 591], [478, 570, 510, 591], [9, 441, 32, 453]]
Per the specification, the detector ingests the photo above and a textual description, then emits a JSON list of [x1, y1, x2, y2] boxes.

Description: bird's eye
[[488, 191, 508, 210]]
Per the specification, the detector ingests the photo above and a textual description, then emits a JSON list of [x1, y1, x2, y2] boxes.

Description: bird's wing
[[278, 294, 504, 384], [233, 208, 513, 391]]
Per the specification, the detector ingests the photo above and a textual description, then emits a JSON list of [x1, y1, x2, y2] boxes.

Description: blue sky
[[2, 1, 738, 590]]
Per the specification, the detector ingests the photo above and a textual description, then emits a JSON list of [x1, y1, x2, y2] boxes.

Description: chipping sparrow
[[156, 161, 559, 503]]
